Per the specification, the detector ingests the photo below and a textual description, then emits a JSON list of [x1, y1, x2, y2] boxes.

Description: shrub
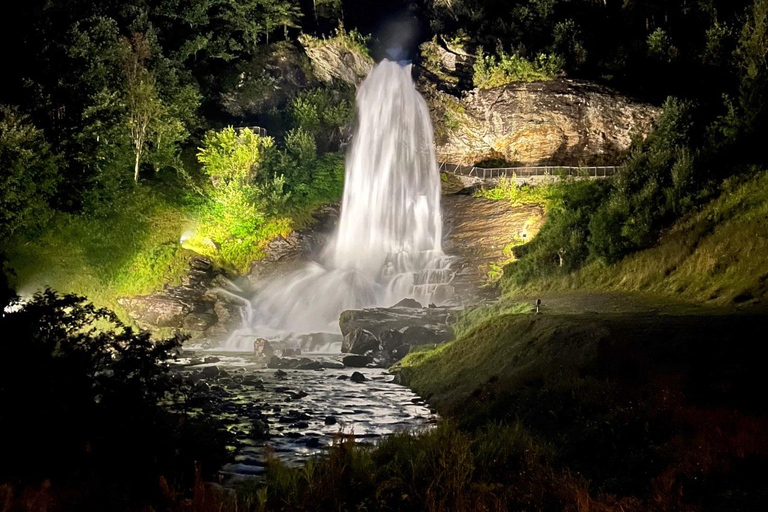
[[473, 51, 564, 89], [197, 127, 275, 188], [0, 290, 227, 506], [289, 86, 354, 151], [285, 127, 317, 166], [474, 177, 552, 206], [0, 107, 60, 240]]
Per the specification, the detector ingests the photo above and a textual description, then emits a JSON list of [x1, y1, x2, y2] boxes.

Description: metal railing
[[439, 162, 621, 179]]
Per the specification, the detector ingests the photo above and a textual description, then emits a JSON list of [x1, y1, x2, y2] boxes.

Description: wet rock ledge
[[338, 299, 459, 367]]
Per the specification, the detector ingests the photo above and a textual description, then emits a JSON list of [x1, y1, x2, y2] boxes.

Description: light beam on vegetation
[[223, 60, 452, 349]]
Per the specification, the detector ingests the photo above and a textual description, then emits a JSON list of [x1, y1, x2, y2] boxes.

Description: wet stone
[[201, 366, 220, 378], [168, 352, 436, 482], [342, 355, 371, 368]]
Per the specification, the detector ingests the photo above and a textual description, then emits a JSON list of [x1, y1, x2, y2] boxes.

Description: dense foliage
[[0, 290, 227, 509], [423, 0, 753, 102], [473, 51, 564, 88], [0, 0, 356, 307]]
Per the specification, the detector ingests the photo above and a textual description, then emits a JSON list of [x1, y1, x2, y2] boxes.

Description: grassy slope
[[401, 169, 768, 418], [6, 181, 332, 321], [8, 185, 196, 316], [504, 170, 768, 306], [390, 171, 768, 507]]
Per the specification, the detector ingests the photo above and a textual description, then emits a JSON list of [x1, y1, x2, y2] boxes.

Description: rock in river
[[253, 338, 275, 358], [342, 355, 371, 368], [342, 328, 380, 355]]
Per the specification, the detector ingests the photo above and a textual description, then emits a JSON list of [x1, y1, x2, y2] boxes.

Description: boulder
[[339, 307, 455, 339], [201, 366, 220, 379], [350, 371, 367, 383], [380, 329, 405, 353], [269, 357, 325, 370], [296, 360, 323, 370], [253, 338, 275, 358], [299, 32, 373, 85], [342, 355, 371, 368], [392, 298, 423, 309], [118, 295, 192, 328], [391, 344, 411, 362], [402, 325, 452, 346], [206, 302, 243, 338], [342, 328, 380, 354]]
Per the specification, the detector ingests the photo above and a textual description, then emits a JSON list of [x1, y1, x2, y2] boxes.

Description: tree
[[122, 33, 165, 182], [0, 290, 227, 502], [735, 0, 768, 136], [0, 107, 60, 240]]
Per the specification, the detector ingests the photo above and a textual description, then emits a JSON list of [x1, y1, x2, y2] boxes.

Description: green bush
[[289, 86, 354, 151], [473, 51, 564, 89], [0, 107, 60, 240], [502, 179, 610, 286], [285, 127, 317, 166], [197, 127, 275, 187], [474, 177, 552, 206], [0, 290, 227, 506]]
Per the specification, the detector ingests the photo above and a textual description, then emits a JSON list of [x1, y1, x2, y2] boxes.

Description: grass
[[473, 177, 554, 207], [390, 308, 768, 509], [299, 26, 371, 59], [473, 51, 564, 89], [6, 167, 342, 321], [503, 169, 768, 306], [7, 184, 196, 319]]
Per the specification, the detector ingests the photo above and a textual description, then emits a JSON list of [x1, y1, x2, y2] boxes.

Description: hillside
[[503, 169, 768, 307], [392, 168, 768, 509]]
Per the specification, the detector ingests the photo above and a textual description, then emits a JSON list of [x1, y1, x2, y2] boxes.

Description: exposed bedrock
[[428, 79, 660, 167], [339, 303, 457, 366]]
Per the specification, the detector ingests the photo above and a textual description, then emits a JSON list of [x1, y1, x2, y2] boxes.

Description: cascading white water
[[223, 60, 451, 349]]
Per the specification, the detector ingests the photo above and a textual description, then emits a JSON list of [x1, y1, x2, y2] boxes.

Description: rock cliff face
[[118, 257, 243, 345], [431, 79, 660, 166], [299, 35, 373, 86]]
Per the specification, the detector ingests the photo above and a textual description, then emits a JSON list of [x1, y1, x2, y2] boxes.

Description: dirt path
[[516, 290, 716, 316]]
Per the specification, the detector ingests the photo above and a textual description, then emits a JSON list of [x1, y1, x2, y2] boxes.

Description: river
[[170, 351, 435, 482]]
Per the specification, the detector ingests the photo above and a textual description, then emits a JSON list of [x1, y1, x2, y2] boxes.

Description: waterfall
[[222, 60, 452, 349]]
